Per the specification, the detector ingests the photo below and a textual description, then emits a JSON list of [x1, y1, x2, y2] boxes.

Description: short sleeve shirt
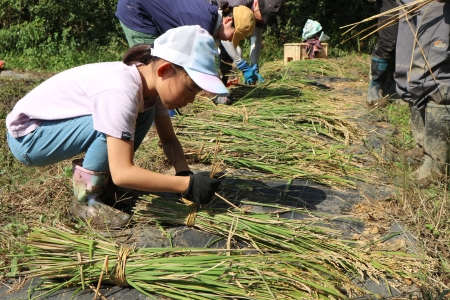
[[6, 62, 168, 140]]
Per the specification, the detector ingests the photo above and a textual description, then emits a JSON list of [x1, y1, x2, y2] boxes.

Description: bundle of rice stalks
[[16, 227, 357, 299], [261, 59, 348, 84], [341, 0, 433, 43], [174, 90, 365, 187], [134, 195, 433, 294], [282, 59, 346, 80]]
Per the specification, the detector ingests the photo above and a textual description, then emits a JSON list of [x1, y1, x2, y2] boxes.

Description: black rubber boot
[[415, 103, 450, 187], [384, 70, 401, 101], [366, 55, 391, 108]]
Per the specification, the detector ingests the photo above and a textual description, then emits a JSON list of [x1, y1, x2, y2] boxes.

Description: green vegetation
[[0, 0, 377, 72], [0, 0, 128, 71]]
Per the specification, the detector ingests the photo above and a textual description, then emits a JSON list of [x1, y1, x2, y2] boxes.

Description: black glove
[[182, 174, 221, 205], [175, 170, 194, 198], [175, 170, 194, 176]]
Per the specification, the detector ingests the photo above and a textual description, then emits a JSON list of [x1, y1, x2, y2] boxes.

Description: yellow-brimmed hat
[[231, 6, 256, 48]]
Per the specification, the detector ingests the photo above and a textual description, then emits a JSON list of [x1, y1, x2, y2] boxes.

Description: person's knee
[[7, 136, 34, 166], [373, 40, 396, 60]]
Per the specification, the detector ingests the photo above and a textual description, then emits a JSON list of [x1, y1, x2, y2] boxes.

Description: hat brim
[[232, 32, 245, 48], [185, 68, 230, 96]]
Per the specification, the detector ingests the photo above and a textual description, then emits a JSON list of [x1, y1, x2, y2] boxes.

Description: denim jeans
[[7, 108, 155, 172]]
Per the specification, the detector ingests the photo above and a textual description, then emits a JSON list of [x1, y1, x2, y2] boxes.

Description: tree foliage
[[0, 0, 122, 49], [0, 0, 377, 71]]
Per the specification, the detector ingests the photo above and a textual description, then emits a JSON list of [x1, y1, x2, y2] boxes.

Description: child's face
[[159, 71, 202, 110]]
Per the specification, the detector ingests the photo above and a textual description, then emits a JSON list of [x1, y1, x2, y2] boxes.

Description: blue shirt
[[116, 0, 219, 36]]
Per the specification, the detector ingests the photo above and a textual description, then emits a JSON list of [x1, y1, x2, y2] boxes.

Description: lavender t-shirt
[[6, 62, 168, 140]]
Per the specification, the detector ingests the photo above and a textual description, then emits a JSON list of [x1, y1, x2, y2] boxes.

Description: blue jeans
[[7, 109, 155, 172]]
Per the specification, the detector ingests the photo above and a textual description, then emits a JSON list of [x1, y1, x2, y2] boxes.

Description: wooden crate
[[284, 43, 328, 64]]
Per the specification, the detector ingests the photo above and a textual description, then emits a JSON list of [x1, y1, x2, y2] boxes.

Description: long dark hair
[[123, 44, 156, 66], [122, 44, 185, 72]]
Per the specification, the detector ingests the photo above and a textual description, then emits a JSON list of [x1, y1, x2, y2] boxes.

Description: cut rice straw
[[132, 195, 434, 296], [175, 82, 368, 188], [340, 0, 433, 43]]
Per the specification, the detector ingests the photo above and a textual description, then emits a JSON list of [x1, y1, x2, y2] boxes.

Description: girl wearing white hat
[[6, 26, 228, 227]]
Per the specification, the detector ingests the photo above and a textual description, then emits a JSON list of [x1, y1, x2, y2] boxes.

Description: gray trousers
[[395, 1, 450, 106]]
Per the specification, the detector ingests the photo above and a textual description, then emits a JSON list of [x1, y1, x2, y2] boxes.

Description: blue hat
[[152, 25, 229, 96]]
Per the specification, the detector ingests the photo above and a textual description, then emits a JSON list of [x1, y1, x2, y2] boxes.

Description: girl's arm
[[106, 133, 190, 193], [153, 114, 191, 173]]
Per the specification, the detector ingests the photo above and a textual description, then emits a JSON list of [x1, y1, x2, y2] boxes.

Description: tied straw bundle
[[340, 0, 434, 43], [16, 227, 355, 299], [133, 195, 433, 296]]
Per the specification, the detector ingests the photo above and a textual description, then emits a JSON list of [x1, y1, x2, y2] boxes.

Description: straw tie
[[181, 198, 199, 227], [110, 246, 132, 287]]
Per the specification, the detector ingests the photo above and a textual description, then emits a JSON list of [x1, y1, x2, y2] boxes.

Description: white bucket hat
[[152, 25, 229, 96]]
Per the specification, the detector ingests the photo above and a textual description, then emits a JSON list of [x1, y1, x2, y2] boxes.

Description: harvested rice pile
[[173, 60, 369, 188]]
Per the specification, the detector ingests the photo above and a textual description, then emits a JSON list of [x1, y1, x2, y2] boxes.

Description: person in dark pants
[[366, 0, 400, 108], [395, 0, 450, 187]]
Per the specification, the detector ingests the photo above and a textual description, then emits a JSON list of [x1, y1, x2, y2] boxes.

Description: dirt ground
[[1, 57, 449, 298]]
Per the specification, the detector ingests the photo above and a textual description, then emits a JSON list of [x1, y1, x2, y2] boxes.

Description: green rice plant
[[133, 195, 432, 295]]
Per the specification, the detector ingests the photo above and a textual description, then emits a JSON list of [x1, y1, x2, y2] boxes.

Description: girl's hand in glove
[[182, 174, 221, 205], [175, 170, 194, 177]]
